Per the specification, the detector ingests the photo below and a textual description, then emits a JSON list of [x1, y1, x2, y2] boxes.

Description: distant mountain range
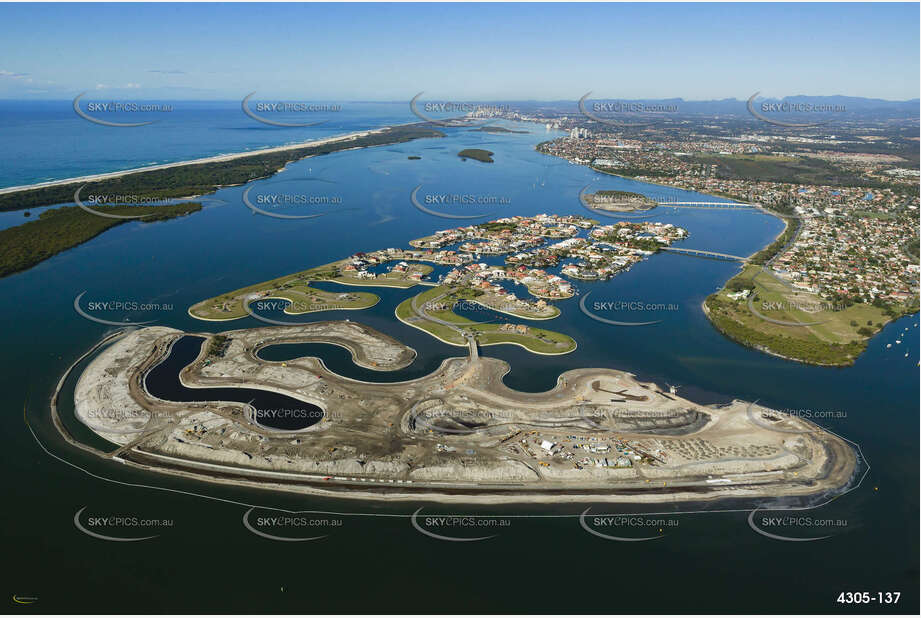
[[7, 95, 917, 119], [507, 95, 920, 118]]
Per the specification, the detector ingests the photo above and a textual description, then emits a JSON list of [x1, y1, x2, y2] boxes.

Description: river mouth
[[144, 335, 324, 431]]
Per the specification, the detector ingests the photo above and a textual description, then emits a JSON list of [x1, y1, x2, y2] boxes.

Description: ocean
[[1, 107, 917, 613]]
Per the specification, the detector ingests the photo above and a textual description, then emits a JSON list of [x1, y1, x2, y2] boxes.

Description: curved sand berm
[[66, 322, 858, 505], [74, 326, 182, 445]]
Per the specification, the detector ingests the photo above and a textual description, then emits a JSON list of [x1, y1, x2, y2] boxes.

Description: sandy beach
[[60, 324, 858, 505], [0, 126, 395, 196]]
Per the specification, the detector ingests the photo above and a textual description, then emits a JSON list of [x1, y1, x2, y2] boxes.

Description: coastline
[[544, 148, 918, 367], [394, 305, 578, 356], [54, 325, 857, 505], [700, 299, 850, 367], [188, 293, 381, 323], [0, 124, 411, 196], [0, 123, 444, 279], [394, 297, 578, 356]]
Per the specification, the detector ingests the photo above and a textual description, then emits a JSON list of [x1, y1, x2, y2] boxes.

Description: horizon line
[[1, 95, 919, 104]]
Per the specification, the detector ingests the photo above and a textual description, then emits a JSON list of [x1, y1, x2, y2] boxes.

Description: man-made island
[[583, 189, 657, 212], [63, 322, 857, 504], [189, 214, 688, 354], [60, 214, 857, 504]]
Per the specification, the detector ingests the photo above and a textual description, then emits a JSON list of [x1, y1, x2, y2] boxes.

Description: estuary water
[[1, 111, 917, 613], [145, 336, 324, 431], [0, 100, 414, 189]]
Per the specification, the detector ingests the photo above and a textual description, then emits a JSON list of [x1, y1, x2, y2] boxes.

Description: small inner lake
[[144, 335, 324, 431]]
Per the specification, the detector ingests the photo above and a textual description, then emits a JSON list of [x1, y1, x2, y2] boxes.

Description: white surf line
[[0, 124, 408, 196]]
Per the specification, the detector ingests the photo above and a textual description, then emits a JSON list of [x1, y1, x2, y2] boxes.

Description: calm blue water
[[146, 335, 323, 430], [0, 100, 416, 188], [1, 112, 916, 613]]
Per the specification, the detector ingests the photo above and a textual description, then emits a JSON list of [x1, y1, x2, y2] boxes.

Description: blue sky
[[1, 3, 918, 100]]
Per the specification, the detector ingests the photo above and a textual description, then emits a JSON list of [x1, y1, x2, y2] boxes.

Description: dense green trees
[[749, 216, 799, 265], [0, 203, 201, 278], [0, 124, 445, 278], [705, 295, 865, 366], [457, 149, 494, 163], [0, 125, 444, 212]]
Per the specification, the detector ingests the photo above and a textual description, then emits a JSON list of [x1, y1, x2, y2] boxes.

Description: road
[[661, 247, 749, 261], [410, 287, 479, 361]]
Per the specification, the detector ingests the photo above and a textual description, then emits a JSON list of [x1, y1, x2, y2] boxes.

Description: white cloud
[[0, 69, 30, 79]]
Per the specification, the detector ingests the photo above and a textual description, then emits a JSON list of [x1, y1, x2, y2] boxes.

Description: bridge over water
[[655, 201, 755, 210], [410, 288, 479, 362], [661, 246, 750, 262]]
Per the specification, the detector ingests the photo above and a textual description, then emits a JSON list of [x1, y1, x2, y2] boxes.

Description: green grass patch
[[191, 279, 378, 321], [189, 258, 434, 320], [397, 286, 575, 354], [686, 153, 874, 188], [0, 125, 445, 213], [705, 264, 914, 365]]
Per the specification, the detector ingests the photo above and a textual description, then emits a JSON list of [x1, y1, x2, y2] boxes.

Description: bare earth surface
[[67, 322, 857, 505]]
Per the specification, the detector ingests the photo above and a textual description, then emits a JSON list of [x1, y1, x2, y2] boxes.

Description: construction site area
[[66, 321, 858, 505]]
